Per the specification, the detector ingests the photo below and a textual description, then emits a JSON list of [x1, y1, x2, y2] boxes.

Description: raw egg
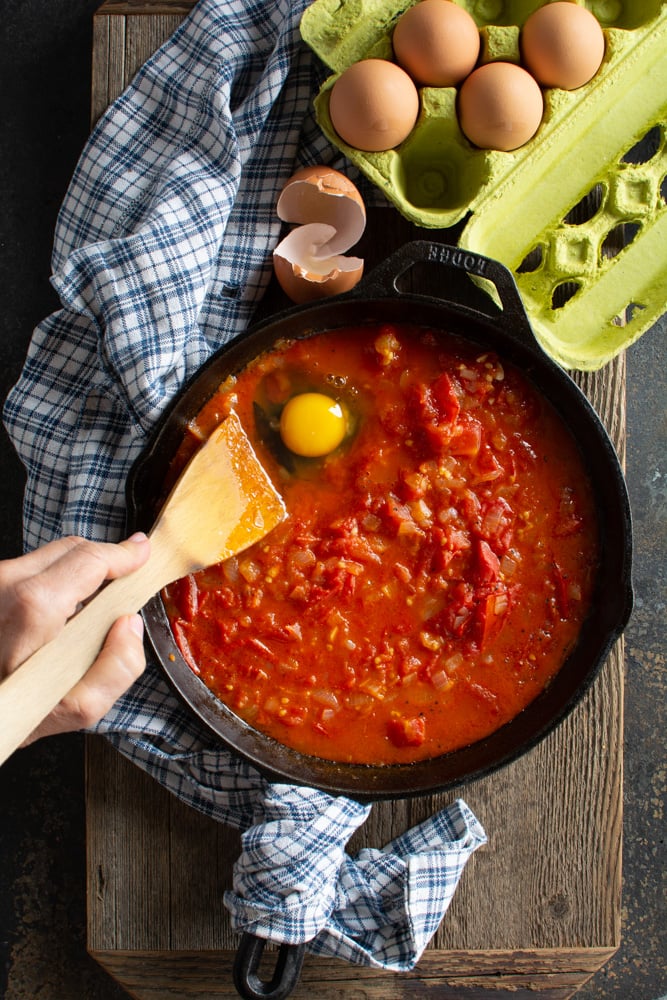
[[521, 2, 605, 91], [328, 59, 420, 152], [272, 166, 366, 303], [458, 61, 544, 151], [392, 0, 480, 87], [279, 393, 347, 457]]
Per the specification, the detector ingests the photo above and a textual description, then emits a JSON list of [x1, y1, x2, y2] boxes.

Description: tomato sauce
[[162, 324, 599, 765]]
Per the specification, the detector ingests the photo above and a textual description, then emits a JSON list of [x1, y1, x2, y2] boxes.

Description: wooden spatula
[[0, 412, 287, 766]]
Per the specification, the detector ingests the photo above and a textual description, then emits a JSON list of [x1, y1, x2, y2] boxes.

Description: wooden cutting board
[[86, 3, 625, 996]]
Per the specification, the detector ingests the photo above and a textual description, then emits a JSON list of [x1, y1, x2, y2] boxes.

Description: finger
[[0, 536, 89, 583], [35, 533, 151, 612], [1, 534, 150, 672], [1, 533, 150, 598], [21, 614, 146, 745]]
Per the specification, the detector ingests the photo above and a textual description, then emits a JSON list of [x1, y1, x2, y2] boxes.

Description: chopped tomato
[[431, 371, 461, 424], [472, 448, 504, 484], [387, 715, 426, 748], [474, 539, 501, 586], [379, 494, 415, 535], [554, 487, 585, 537], [473, 589, 510, 648], [479, 498, 514, 550], [551, 561, 571, 618], [170, 575, 198, 621], [449, 417, 482, 456]]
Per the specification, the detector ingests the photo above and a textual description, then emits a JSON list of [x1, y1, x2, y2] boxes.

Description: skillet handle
[[356, 240, 537, 351], [233, 933, 306, 1000]]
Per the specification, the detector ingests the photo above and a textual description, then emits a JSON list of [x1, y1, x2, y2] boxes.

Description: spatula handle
[[0, 546, 177, 766]]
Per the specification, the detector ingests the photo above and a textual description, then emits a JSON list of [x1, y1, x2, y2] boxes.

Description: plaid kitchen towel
[[3, 0, 486, 969]]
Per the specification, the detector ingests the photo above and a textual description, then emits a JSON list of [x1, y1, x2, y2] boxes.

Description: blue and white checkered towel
[[3, 0, 486, 970]]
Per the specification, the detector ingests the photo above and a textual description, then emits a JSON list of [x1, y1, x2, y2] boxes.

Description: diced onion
[[410, 499, 433, 526], [223, 557, 239, 583], [313, 689, 340, 708], [290, 549, 317, 570], [431, 670, 454, 691], [494, 591, 509, 615], [444, 653, 464, 674], [374, 330, 401, 365], [346, 692, 374, 713], [239, 559, 261, 583], [500, 552, 520, 577], [419, 631, 443, 651]]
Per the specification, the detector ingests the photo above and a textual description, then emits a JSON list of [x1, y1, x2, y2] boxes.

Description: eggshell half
[[273, 224, 364, 304], [276, 165, 366, 255]]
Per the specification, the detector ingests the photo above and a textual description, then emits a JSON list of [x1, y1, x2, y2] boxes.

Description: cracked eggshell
[[273, 166, 366, 303]]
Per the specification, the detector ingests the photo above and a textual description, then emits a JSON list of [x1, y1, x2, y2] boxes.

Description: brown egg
[[458, 62, 544, 151], [272, 166, 366, 303], [393, 0, 480, 87], [329, 59, 420, 152], [521, 2, 605, 91]]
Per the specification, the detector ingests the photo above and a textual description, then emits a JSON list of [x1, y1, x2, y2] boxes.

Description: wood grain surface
[[86, 2, 625, 996]]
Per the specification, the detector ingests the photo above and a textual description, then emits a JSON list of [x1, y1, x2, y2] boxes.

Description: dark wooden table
[[86, 3, 626, 997]]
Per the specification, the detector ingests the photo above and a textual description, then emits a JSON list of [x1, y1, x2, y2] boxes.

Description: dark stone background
[[0, 2, 664, 997]]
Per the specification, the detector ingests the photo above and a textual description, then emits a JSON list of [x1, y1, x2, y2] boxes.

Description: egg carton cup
[[301, 0, 667, 369]]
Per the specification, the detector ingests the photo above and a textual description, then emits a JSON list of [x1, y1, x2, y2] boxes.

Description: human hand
[[0, 533, 151, 745]]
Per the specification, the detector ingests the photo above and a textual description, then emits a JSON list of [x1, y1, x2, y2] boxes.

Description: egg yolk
[[279, 392, 346, 457]]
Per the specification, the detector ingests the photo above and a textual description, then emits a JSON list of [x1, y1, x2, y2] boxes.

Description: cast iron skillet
[[126, 242, 633, 998]]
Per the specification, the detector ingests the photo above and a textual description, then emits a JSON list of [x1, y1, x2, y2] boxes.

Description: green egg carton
[[301, 0, 667, 369]]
